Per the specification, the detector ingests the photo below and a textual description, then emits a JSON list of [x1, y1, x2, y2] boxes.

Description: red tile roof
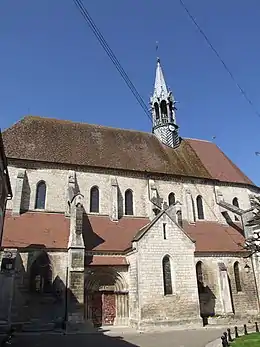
[[83, 215, 150, 252], [2, 211, 69, 249], [186, 139, 253, 185], [2, 212, 246, 254], [2, 116, 254, 185], [184, 221, 246, 253], [86, 255, 128, 266]]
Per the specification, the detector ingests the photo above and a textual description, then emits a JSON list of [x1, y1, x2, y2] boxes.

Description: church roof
[[2, 211, 69, 249], [2, 116, 254, 185], [184, 221, 245, 254], [83, 215, 149, 252], [2, 211, 246, 254], [85, 255, 128, 266]]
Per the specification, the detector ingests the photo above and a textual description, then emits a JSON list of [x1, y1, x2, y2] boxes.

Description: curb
[[204, 326, 258, 347], [205, 337, 221, 347]]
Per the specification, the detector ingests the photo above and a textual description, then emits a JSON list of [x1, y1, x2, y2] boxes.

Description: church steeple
[[150, 58, 179, 148]]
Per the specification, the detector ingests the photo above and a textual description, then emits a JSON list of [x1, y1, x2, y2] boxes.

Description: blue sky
[[1, 1, 260, 184]]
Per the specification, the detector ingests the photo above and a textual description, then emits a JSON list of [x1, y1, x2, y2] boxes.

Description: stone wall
[[125, 252, 139, 326], [133, 212, 201, 327], [6, 161, 256, 224], [196, 255, 259, 318], [1, 250, 68, 324]]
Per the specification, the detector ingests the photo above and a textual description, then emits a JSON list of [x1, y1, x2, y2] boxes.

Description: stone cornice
[[85, 251, 125, 256], [195, 252, 248, 258]]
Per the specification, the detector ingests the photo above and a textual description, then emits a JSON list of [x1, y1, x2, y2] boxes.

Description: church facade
[[1, 59, 260, 330]]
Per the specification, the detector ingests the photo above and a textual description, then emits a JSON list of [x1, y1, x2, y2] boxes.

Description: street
[[5, 327, 223, 347]]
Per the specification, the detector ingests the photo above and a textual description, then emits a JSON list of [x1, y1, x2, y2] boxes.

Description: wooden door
[[102, 292, 116, 325]]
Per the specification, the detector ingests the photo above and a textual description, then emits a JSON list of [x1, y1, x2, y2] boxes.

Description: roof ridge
[[8, 116, 210, 145], [21, 115, 155, 137], [184, 137, 212, 143]]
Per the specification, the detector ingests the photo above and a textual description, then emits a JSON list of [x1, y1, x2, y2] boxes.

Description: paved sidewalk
[[205, 337, 221, 347]]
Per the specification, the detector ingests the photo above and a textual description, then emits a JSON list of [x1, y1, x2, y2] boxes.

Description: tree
[[244, 196, 260, 256]]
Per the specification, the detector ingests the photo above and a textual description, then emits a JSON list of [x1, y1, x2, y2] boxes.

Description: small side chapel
[[0, 58, 260, 331]]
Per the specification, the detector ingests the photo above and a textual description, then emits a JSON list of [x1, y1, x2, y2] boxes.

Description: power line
[[73, 0, 152, 123], [179, 0, 260, 118]]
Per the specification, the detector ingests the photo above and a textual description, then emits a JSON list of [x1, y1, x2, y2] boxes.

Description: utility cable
[[73, 0, 152, 123], [179, 0, 260, 118]]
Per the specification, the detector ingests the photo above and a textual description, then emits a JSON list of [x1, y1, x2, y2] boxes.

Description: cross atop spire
[[153, 58, 168, 99]]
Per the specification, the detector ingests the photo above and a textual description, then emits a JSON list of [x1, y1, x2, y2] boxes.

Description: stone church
[[1, 59, 260, 330]]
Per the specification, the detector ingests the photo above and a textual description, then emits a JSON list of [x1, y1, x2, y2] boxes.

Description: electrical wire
[[73, 0, 152, 123], [179, 0, 260, 118]]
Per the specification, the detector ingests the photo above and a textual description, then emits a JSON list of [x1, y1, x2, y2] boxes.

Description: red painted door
[[102, 293, 116, 325]]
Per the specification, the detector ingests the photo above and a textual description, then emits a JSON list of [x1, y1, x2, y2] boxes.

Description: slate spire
[[150, 58, 179, 148]]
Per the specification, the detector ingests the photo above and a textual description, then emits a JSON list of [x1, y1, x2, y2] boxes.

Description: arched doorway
[[26, 251, 57, 322], [85, 268, 129, 327]]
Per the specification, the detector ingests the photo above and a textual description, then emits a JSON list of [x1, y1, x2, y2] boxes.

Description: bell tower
[[150, 58, 179, 148]]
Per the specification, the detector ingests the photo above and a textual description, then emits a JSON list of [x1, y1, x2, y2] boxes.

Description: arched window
[[160, 100, 168, 121], [162, 255, 172, 295], [125, 189, 133, 215], [90, 186, 99, 213], [154, 102, 160, 120], [233, 197, 239, 221], [234, 262, 242, 292], [30, 252, 52, 294], [196, 195, 204, 220], [168, 192, 175, 206], [169, 101, 173, 121], [177, 210, 183, 228], [35, 181, 46, 209]]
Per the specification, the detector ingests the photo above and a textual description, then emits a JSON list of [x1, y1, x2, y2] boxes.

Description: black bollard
[[244, 324, 248, 335], [256, 322, 259, 333], [221, 335, 229, 347], [227, 328, 233, 342], [235, 326, 239, 338], [223, 332, 229, 346]]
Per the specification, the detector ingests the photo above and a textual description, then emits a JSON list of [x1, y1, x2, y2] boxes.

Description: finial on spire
[[156, 41, 160, 62]]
